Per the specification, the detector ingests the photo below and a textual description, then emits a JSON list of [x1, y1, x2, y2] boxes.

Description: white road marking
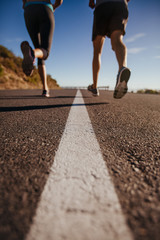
[[26, 90, 133, 240]]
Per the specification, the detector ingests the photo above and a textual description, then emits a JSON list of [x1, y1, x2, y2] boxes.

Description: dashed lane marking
[[26, 90, 133, 240]]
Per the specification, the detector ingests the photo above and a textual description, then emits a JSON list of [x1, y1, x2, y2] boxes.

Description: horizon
[[0, 0, 160, 90]]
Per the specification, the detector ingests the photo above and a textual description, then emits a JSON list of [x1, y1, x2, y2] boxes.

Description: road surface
[[0, 89, 160, 240]]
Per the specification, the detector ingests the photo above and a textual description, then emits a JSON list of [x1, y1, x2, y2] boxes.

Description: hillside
[[0, 45, 60, 90]]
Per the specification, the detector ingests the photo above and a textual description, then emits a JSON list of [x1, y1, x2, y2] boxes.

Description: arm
[[89, 0, 95, 9], [53, 0, 63, 11], [22, 0, 26, 9]]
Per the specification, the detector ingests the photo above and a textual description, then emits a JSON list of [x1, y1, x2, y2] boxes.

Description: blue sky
[[0, 0, 160, 91]]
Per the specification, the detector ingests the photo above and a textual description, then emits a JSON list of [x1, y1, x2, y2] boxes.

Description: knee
[[93, 45, 103, 58], [41, 48, 49, 60], [94, 49, 100, 57], [111, 31, 123, 51], [43, 51, 49, 61], [111, 36, 119, 51]]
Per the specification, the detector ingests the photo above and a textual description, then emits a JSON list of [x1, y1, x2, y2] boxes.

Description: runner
[[88, 0, 131, 98], [21, 0, 63, 97]]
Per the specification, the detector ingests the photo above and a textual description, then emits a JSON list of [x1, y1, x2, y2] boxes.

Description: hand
[[89, 0, 95, 9], [53, 0, 63, 11], [22, 0, 26, 9]]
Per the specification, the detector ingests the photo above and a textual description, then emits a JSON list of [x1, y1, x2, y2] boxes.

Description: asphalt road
[[0, 89, 160, 240]]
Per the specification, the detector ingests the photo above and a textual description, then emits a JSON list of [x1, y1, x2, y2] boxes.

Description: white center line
[[26, 90, 133, 240]]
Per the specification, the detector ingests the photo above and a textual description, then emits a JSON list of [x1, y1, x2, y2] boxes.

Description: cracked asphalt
[[0, 89, 160, 240]]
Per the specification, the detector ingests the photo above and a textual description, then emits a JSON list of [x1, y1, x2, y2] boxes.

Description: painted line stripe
[[26, 90, 133, 240]]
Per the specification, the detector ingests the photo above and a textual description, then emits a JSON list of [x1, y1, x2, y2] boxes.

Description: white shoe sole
[[21, 41, 34, 76], [114, 68, 131, 99]]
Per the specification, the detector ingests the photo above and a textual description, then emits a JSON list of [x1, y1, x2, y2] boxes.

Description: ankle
[[93, 83, 97, 89]]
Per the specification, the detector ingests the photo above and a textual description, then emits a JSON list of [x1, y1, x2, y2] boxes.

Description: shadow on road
[[0, 102, 109, 112], [0, 95, 90, 100]]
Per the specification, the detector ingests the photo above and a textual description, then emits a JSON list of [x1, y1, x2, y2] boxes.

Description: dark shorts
[[24, 4, 55, 65], [92, 2, 129, 41]]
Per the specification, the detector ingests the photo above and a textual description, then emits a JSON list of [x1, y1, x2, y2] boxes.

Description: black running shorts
[[24, 4, 55, 65], [92, 2, 129, 41]]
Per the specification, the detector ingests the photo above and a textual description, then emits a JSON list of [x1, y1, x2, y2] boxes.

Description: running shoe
[[88, 84, 99, 97], [21, 41, 35, 76], [113, 67, 131, 99], [42, 90, 50, 97]]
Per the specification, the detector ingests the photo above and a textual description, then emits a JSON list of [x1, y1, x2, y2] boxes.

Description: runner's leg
[[92, 35, 105, 89], [111, 30, 127, 71]]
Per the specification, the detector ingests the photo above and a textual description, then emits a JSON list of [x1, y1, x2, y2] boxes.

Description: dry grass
[[0, 45, 60, 90]]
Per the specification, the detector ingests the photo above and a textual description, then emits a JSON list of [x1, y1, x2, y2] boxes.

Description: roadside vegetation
[[137, 89, 160, 95], [0, 45, 60, 89]]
